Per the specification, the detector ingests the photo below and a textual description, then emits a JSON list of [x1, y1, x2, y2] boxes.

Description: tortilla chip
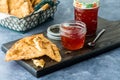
[[0, 0, 9, 13]]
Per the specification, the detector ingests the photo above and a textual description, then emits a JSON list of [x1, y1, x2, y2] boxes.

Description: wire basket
[[0, 1, 59, 32]]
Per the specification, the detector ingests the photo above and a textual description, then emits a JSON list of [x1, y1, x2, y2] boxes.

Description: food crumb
[[65, 51, 72, 54]]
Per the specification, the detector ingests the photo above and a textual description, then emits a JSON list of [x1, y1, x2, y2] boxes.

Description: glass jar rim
[[60, 20, 87, 34], [61, 20, 86, 28]]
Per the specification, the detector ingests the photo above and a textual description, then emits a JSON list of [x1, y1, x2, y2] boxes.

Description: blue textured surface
[[99, 0, 120, 21], [0, 0, 120, 80]]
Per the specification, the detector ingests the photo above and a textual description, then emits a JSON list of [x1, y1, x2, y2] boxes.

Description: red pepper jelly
[[74, 7, 99, 36], [60, 20, 86, 50]]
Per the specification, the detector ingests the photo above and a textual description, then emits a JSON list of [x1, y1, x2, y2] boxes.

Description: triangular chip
[[26, 0, 34, 12], [5, 34, 62, 62], [5, 34, 45, 61], [9, 0, 34, 18], [8, 0, 25, 10], [30, 0, 42, 7], [32, 58, 45, 68], [33, 34, 62, 62]]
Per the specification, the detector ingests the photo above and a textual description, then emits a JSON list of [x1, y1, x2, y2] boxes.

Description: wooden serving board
[[1, 17, 120, 78]]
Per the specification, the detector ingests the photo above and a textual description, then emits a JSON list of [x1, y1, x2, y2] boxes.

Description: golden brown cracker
[[5, 34, 62, 62], [30, 0, 36, 5], [5, 34, 45, 61], [33, 34, 62, 62], [9, 0, 34, 18], [31, 0, 41, 7], [0, 0, 9, 13], [45, 42, 62, 62], [8, 0, 25, 10], [26, 0, 34, 13], [32, 59, 45, 68], [40, 3, 50, 11], [34, 0, 41, 7], [10, 2, 31, 18]]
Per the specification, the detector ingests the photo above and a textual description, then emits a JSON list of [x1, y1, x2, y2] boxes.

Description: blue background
[[0, 0, 120, 80], [99, 0, 120, 21]]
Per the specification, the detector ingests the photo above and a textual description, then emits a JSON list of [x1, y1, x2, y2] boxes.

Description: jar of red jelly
[[60, 20, 86, 50], [73, 0, 99, 36]]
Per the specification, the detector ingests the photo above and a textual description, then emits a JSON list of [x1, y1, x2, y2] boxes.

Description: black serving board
[[1, 18, 120, 78]]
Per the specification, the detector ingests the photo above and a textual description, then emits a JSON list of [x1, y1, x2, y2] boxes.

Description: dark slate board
[[1, 18, 120, 78]]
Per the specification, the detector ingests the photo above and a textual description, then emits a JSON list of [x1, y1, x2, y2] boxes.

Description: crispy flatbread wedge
[[33, 34, 62, 62], [26, 0, 34, 12], [0, 0, 9, 13], [9, 0, 34, 18], [34, 0, 41, 5], [8, 0, 24, 10], [5, 34, 62, 62], [5, 34, 45, 61], [10, 2, 31, 18], [30, 0, 35, 4], [30, 0, 41, 7], [40, 3, 50, 11], [32, 59, 45, 68]]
